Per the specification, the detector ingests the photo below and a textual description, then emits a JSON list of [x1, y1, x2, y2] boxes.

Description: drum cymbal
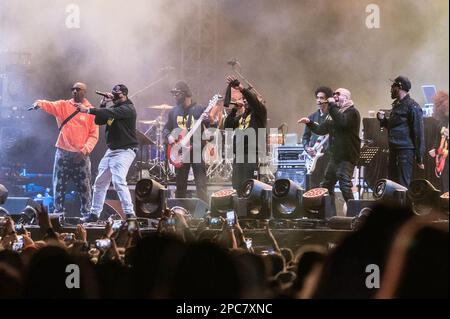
[[145, 104, 174, 110]]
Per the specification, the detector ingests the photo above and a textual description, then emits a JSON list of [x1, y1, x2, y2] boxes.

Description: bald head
[[72, 82, 87, 103], [333, 88, 353, 108], [73, 82, 87, 90], [335, 88, 351, 100]]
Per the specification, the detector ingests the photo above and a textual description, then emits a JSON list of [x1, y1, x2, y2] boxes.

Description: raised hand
[[226, 75, 242, 90], [297, 117, 311, 125], [76, 224, 87, 242], [36, 204, 52, 233]]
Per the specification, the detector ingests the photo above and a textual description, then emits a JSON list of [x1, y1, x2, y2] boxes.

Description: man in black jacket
[[302, 86, 333, 188], [298, 88, 360, 203], [162, 81, 209, 202], [224, 76, 267, 191], [377, 76, 425, 187], [77, 84, 138, 222]]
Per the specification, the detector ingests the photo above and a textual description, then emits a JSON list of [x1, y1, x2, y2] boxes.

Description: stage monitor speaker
[[167, 198, 209, 218], [346, 199, 377, 217]]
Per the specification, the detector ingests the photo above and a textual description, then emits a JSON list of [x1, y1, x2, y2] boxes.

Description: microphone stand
[[129, 71, 171, 99], [230, 63, 266, 103]]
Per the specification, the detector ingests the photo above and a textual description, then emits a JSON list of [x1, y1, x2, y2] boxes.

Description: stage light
[[237, 179, 272, 219], [373, 179, 407, 205], [407, 179, 441, 216], [16, 205, 37, 225], [210, 188, 236, 217], [302, 188, 335, 219], [135, 179, 167, 218], [272, 179, 303, 219]]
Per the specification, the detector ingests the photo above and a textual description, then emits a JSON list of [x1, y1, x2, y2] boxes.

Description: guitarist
[[302, 86, 333, 188], [429, 90, 449, 192], [162, 81, 209, 202]]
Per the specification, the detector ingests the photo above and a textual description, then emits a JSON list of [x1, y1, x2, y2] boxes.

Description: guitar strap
[[186, 111, 193, 130]]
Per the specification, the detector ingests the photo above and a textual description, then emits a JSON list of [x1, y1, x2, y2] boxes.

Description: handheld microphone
[[95, 91, 110, 98], [27, 104, 39, 111]]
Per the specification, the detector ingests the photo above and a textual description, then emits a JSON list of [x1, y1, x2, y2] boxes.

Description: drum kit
[[135, 104, 176, 183]]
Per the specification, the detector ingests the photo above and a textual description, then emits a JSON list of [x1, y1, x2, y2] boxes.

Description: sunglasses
[[71, 87, 82, 92]]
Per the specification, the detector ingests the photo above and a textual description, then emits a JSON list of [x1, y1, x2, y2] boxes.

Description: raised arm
[[35, 100, 66, 117], [89, 103, 134, 120], [327, 102, 356, 128]]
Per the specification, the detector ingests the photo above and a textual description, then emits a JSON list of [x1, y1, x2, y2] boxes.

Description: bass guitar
[[435, 125, 448, 178], [305, 135, 329, 174], [168, 94, 220, 168]]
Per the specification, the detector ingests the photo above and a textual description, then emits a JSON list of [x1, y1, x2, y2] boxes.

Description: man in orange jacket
[[32, 82, 99, 217]]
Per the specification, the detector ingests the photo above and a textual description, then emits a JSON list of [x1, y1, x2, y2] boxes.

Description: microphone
[[95, 91, 110, 98], [227, 58, 240, 66]]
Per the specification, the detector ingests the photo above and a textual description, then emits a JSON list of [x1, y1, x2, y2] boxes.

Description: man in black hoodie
[[377, 76, 425, 187], [224, 76, 267, 191], [298, 88, 360, 203], [77, 84, 138, 222], [163, 81, 209, 202]]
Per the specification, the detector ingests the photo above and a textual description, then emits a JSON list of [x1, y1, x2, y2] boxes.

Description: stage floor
[[18, 222, 351, 252]]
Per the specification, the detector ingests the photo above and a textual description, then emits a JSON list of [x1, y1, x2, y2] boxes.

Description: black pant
[[321, 160, 355, 202], [175, 163, 208, 203], [388, 149, 414, 187], [232, 162, 259, 192], [308, 152, 331, 189]]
